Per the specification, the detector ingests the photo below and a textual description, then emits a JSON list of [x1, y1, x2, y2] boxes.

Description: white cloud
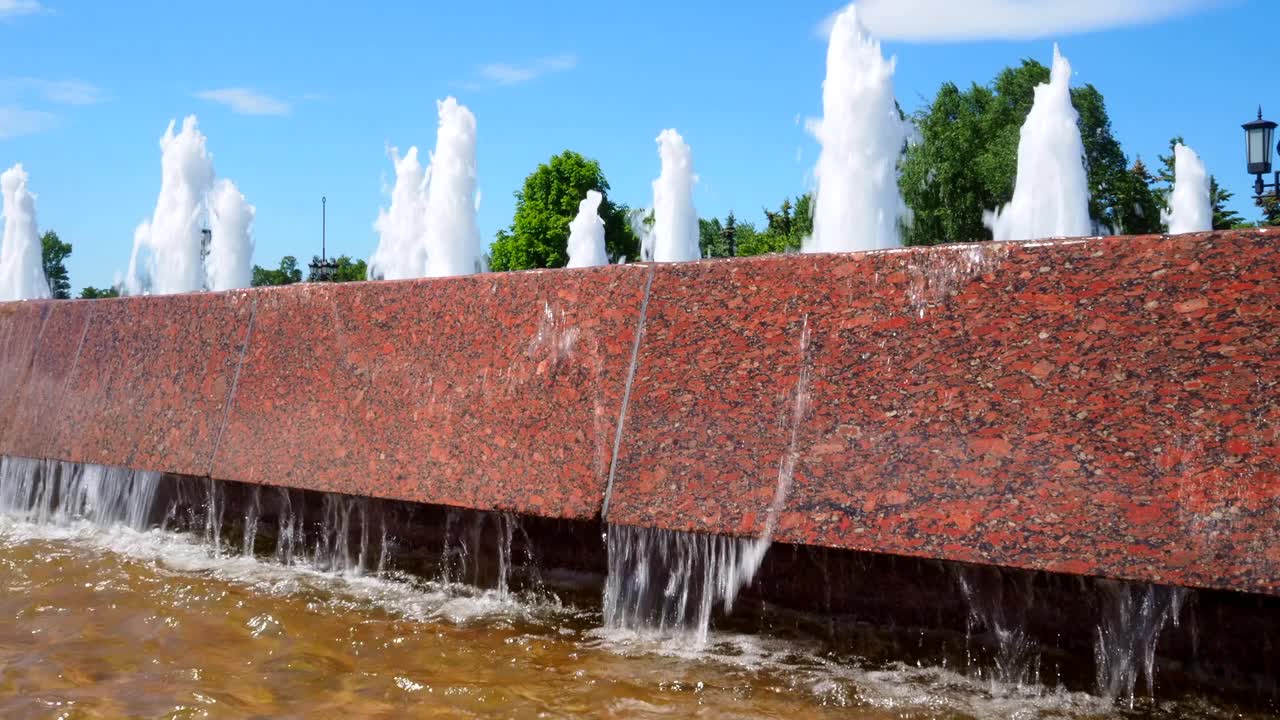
[[475, 53, 577, 86], [0, 105, 57, 139], [194, 88, 291, 116], [0, 0, 44, 20], [817, 0, 1229, 42], [0, 78, 105, 105]]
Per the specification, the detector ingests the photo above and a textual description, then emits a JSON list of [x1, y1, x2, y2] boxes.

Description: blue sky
[[0, 0, 1272, 293]]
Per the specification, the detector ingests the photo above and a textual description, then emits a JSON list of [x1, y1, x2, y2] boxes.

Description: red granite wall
[[0, 230, 1276, 595]]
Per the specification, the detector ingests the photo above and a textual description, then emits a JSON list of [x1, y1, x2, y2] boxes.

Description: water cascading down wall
[[1, 229, 1277, 598]]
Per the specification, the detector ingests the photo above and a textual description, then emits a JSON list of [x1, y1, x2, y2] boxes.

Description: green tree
[[40, 230, 72, 299], [699, 217, 729, 258], [1257, 196, 1280, 226], [1112, 157, 1163, 235], [901, 59, 1134, 245], [251, 256, 302, 286], [489, 150, 638, 270], [79, 286, 119, 299], [331, 255, 368, 282]]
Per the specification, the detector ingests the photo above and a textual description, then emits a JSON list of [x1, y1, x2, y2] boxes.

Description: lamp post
[[1243, 107, 1280, 198], [308, 196, 339, 282]]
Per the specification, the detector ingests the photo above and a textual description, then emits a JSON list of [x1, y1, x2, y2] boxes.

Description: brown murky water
[[0, 521, 1259, 719]]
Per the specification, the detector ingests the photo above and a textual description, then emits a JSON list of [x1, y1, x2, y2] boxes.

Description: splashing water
[[424, 98, 483, 277], [369, 98, 482, 279], [370, 147, 429, 280], [649, 129, 700, 263], [0, 164, 51, 301], [985, 45, 1091, 242], [125, 116, 255, 294], [1094, 580, 1188, 708], [604, 318, 812, 644], [566, 190, 608, 268], [126, 116, 216, 295], [1162, 143, 1211, 234], [805, 5, 906, 254], [206, 179, 256, 291]]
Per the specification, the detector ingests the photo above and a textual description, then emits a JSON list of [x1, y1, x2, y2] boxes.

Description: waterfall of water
[[565, 190, 608, 268], [0, 164, 52, 301], [955, 566, 1041, 687], [439, 509, 534, 600], [805, 4, 906, 254], [603, 318, 812, 644], [984, 45, 1092, 242], [649, 129, 700, 263], [1162, 143, 1212, 234], [1093, 580, 1189, 707], [0, 456, 162, 529]]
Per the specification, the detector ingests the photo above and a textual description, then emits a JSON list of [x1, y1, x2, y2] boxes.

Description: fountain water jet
[[370, 147, 428, 280], [805, 4, 907, 253], [369, 98, 482, 278], [1162, 143, 1211, 234], [985, 45, 1091, 242], [649, 129, 700, 263], [565, 190, 608, 268], [424, 98, 483, 277], [206, 179, 256, 291], [0, 164, 51, 301], [125, 116, 256, 294]]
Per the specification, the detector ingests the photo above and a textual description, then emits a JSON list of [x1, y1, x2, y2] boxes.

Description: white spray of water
[[805, 5, 907, 254], [1162, 143, 1211, 234], [125, 116, 255, 294], [126, 116, 216, 295], [985, 45, 1092, 242], [650, 129, 700, 263], [369, 98, 482, 279], [566, 190, 608, 268], [424, 98, 483, 277], [206, 179, 255, 291], [0, 164, 51, 301], [370, 147, 428, 280]]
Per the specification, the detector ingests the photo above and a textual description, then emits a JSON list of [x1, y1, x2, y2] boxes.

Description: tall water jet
[[1162, 143, 1211, 234], [370, 147, 428, 281], [805, 4, 906, 254], [206, 179, 255, 291], [649, 129, 700, 263], [985, 45, 1091, 242], [423, 97, 482, 277], [0, 164, 51, 301], [565, 190, 607, 268], [126, 116, 216, 295]]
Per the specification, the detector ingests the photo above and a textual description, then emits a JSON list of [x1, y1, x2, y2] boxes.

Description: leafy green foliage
[[331, 255, 368, 282], [901, 60, 1133, 244], [489, 151, 638, 270], [40, 231, 72, 299], [251, 256, 302, 286], [79, 286, 119, 299]]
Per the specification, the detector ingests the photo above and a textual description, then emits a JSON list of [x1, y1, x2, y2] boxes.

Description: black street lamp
[[1243, 107, 1279, 198], [308, 195, 338, 282]]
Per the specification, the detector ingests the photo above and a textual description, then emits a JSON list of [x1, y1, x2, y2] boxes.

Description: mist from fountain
[[566, 190, 608, 268], [649, 129, 700, 263], [984, 45, 1091, 242], [805, 4, 907, 254], [1162, 143, 1211, 234], [370, 147, 428, 281], [0, 164, 51, 301]]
